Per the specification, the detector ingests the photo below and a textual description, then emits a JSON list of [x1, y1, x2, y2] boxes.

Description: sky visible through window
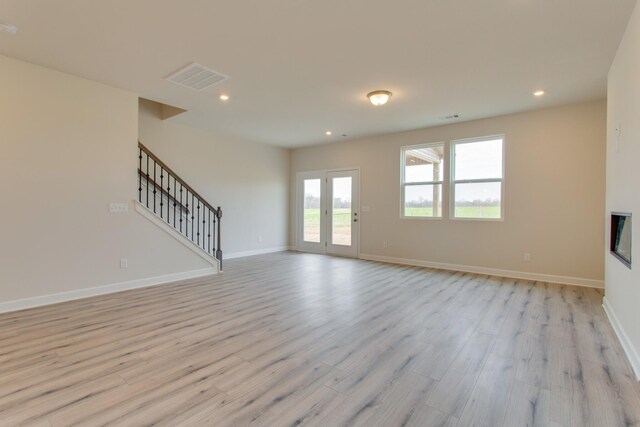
[[332, 178, 351, 205], [303, 178, 351, 206], [405, 164, 436, 183], [303, 179, 321, 207]]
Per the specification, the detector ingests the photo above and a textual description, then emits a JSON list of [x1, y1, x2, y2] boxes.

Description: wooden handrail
[[138, 141, 220, 217]]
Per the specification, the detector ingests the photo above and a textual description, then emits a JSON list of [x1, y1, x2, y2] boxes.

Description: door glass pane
[[454, 182, 502, 219], [332, 177, 352, 246], [303, 179, 321, 242]]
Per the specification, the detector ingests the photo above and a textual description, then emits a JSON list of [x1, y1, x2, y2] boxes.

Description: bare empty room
[[1, 1, 640, 426]]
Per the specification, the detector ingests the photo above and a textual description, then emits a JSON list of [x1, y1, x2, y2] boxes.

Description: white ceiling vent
[[165, 63, 229, 91]]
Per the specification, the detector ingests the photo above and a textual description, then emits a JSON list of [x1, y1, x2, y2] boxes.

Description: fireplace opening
[[611, 212, 632, 269]]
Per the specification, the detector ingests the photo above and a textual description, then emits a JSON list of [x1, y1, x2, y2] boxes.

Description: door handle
[[354, 219, 358, 222]]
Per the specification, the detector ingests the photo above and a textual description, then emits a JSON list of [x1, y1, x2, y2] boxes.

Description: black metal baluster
[[159, 167, 164, 219], [180, 185, 184, 233], [153, 161, 157, 213], [138, 147, 142, 203], [202, 207, 206, 250], [197, 201, 201, 247], [191, 193, 195, 242], [185, 189, 189, 238], [166, 171, 171, 225], [146, 154, 150, 208], [207, 209, 211, 254], [173, 176, 177, 227]]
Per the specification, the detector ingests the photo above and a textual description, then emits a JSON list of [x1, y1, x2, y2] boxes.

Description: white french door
[[296, 169, 359, 257]]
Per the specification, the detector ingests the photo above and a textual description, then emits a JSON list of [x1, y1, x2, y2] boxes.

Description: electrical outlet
[[120, 258, 128, 269], [523, 253, 531, 262], [109, 203, 129, 213], [257, 235, 262, 243], [383, 240, 388, 248]]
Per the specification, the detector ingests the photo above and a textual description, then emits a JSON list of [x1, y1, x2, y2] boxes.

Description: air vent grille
[[165, 63, 229, 91]]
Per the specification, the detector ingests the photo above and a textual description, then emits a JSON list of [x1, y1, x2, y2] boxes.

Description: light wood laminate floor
[[1, 252, 639, 426]]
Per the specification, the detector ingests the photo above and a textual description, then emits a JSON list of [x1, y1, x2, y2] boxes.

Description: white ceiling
[[0, 0, 635, 147]]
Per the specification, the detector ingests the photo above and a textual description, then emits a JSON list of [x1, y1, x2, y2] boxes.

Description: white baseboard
[[225, 246, 291, 260], [0, 267, 217, 314], [134, 201, 219, 269], [358, 253, 604, 288], [603, 297, 640, 381]]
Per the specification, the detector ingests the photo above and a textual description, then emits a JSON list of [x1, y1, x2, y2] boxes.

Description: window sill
[[400, 215, 444, 220], [449, 216, 504, 222]]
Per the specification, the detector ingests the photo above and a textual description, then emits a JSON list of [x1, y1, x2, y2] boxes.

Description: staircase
[[137, 142, 223, 269]]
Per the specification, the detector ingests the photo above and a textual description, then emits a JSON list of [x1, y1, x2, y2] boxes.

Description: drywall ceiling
[[0, 0, 635, 147]]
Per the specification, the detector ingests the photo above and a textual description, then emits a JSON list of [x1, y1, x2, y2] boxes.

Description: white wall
[[291, 100, 606, 286], [0, 55, 213, 308], [138, 99, 290, 257], [605, 0, 640, 379]]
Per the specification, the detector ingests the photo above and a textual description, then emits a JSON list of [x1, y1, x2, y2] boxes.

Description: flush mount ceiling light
[[367, 90, 392, 106], [219, 94, 230, 101], [534, 90, 545, 97], [325, 131, 333, 136], [0, 22, 18, 35]]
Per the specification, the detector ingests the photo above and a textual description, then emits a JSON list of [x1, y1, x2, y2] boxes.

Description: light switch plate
[[109, 203, 129, 213]]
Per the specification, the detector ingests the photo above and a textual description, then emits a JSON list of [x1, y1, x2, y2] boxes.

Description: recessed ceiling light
[[219, 94, 230, 101], [534, 90, 545, 97], [325, 131, 333, 136], [367, 90, 392, 106], [0, 22, 18, 35]]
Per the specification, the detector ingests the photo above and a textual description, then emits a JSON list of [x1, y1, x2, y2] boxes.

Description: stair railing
[[137, 142, 222, 269]]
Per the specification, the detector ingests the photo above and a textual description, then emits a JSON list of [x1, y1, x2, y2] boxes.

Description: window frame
[[400, 142, 445, 219], [450, 134, 505, 221]]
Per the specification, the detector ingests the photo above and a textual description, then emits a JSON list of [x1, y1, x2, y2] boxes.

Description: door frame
[[295, 168, 361, 257]]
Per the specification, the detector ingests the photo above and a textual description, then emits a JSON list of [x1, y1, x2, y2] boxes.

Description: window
[[401, 143, 444, 217], [451, 136, 504, 219]]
